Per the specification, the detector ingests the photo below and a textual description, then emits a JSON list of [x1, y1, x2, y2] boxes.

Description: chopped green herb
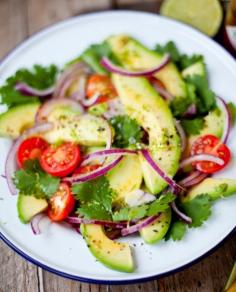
[[228, 102, 236, 125], [181, 118, 205, 135], [165, 220, 187, 241], [0, 64, 58, 108], [13, 160, 60, 199], [110, 115, 143, 148], [179, 54, 204, 70], [154, 41, 181, 63], [73, 176, 116, 220]]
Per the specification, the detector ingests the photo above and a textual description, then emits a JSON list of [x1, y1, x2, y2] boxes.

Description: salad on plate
[[0, 35, 235, 273]]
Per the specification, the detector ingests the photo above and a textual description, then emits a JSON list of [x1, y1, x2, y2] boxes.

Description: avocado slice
[[107, 155, 143, 204], [17, 194, 48, 223], [140, 209, 172, 244], [112, 74, 181, 194], [107, 35, 187, 99], [0, 102, 40, 139], [181, 178, 236, 203], [81, 223, 134, 273], [182, 61, 206, 79], [44, 113, 112, 146]]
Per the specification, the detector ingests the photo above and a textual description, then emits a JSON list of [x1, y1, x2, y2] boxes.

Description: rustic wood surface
[[0, 0, 235, 291]]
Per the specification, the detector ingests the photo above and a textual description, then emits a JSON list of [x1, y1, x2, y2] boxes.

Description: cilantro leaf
[[180, 194, 212, 227], [81, 42, 118, 74], [186, 75, 216, 114], [13, 160, 60, 199], [154, 41, 181, 63], [170, 97, 192, 117], [113, 192, 175, 221], [165, 220, 187, 241], [110, 115, 143, 148], [73, 177, 116, 220], [181, 118, 205, 135], [0, 64, 58, 108], [228, 102, 236, 125], [179, 54, 204, 70]]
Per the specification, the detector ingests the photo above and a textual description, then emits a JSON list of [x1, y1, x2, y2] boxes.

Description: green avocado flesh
[[81, 223, 134, 273], [17, 194, 48, 223], [140, 209, 171, 244], [107, 155, 143, 204], [44, 110, 111, 146], [112, 74, 181, 194], [0, 102, 40, 138], [181, 178, 236, 202], [107, 35, 187, 98]]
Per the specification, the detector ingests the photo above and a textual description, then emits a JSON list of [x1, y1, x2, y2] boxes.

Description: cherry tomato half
[[73, 164, 101, 175], [40, 142, 81, 177], [86, 74, 117, 104], [48, 183, 75, 221], [191, 134, 231, 173], [17, 137, 49, 168]]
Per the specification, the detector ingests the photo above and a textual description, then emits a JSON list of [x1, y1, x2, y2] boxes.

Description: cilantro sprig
[[110, 115, 143, 148], [113, 193, 175, 221], [13, 160, 60, 199], [72, 176, 116, 220], [0, 64, 58, 108], [181, 118, 205, 135]]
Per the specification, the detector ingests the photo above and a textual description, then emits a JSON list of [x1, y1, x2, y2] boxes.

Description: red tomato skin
[[48, 183, 75, 222], [191, 134, 231, 174], [148, 77, 166, 90], [86, 74, 117, 104], [17, 137, 49, 168], [40, 143, 81, 177], [73, 164, 101, 175]]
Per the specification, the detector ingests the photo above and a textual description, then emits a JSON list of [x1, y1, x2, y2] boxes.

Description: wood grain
[[0, 0, 235, 291]]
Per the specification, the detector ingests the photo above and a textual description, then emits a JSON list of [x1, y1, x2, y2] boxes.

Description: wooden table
[[0, 1, 235, 291]]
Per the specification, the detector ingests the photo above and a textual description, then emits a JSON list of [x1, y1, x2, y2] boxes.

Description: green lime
[[160, 0, 223, 37]]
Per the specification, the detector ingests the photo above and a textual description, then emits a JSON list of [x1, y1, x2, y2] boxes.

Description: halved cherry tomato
[[191, 134, 231, 173], [17, 137, 49, 168], [40, 142, 81, 177], [48, 183, 75, 221], [73, 164, 101, 175], [148, 77, 166, 90], [86, 74, 117, 104]]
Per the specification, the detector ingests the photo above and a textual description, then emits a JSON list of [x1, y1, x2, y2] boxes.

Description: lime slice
[[160, 0, 223, 37]]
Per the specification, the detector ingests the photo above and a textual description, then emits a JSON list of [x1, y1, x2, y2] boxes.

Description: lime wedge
[[160, 0, 223, 37]]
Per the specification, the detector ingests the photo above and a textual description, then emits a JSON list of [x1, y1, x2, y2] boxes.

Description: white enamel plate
[[0, 11, 235, 284]]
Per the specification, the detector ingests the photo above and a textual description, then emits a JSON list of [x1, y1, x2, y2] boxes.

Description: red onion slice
[[170, 201, 192, 224], [180, 154, 224, 169], [5, 123, 53, 195], [124, 189, 156, 207], [174, 120, 186, 152], [101, 54, 170, 77], [81, 149, 136, 167], [106, 229, 121, 240], [178, 171, 202, 186], [81, 92, 100, 107], [103, 99, 125, 119], [152, 83, 173, 101], [63, 155, 123, 184], [15, 82, 55, 97], [216, 96, 231, 144], [30, 214, 45, 235], [141, 149, 185, 194], [121, 215, 159, 236], [35, 98, 84, 123], [182, 172, 208, 187], [66, 216, 127, 229], [183, 104, 197, 118]]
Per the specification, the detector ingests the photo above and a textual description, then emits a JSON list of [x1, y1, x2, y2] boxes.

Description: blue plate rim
[[0, 10, 235, 285]]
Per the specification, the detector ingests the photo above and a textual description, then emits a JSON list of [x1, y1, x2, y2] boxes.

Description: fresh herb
[[154, 41, 180, 63], [110, 115, 143, 148], [81, 42, 118, 74], [13, 160, 60, 199], [180, 194, 212, 227], [0, 64, 58, 108], [181, 118, 205, 135], [113, 193, 175, 221], [228, 102, 236, 125], [165, 220, 187, 241], [73, 176, 116, 220], [170, 97, 192, 117], [186, 75, 216, 114], [154, 41, 203, 70]]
